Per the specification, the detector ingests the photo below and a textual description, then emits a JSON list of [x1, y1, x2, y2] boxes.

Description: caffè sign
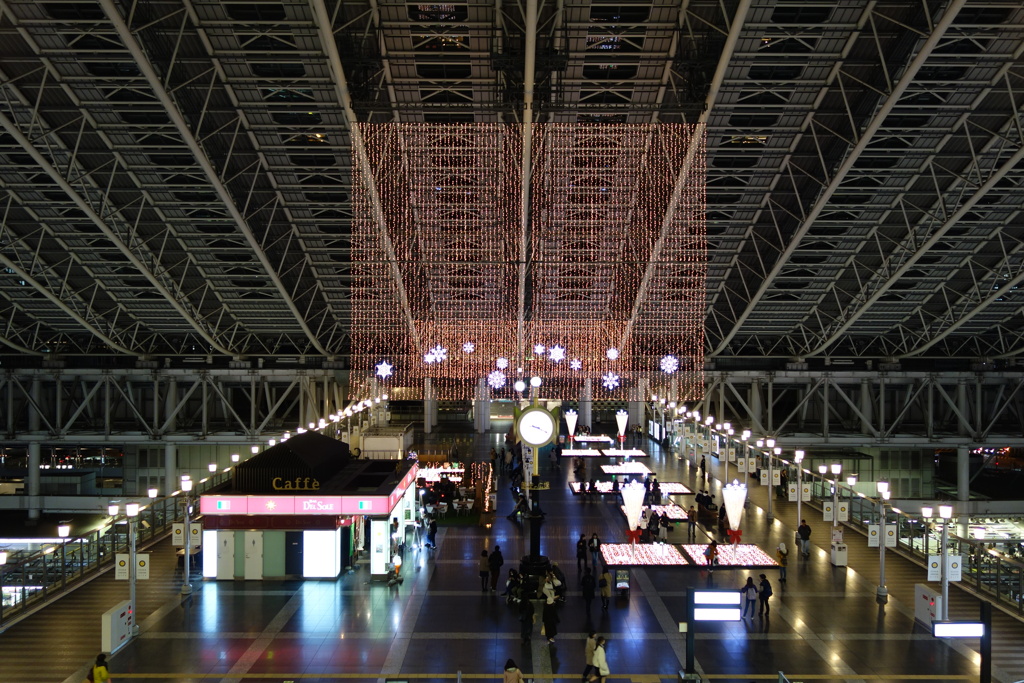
[[272, 476, 321, 491]]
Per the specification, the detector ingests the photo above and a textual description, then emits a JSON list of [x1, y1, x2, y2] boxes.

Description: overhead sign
[[932, 621, 984, 638], [136, 554, 150, 580], [927, 555, 963, 582], [871, 522, 903, 548], [115, 554, 130, 580], [691, 589, 742, 622]]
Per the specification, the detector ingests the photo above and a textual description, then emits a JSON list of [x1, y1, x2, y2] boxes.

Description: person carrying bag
[[86, 653, 112, 683]]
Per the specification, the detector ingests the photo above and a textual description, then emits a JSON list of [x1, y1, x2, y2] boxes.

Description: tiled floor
[[8, 420, 1021, 683]]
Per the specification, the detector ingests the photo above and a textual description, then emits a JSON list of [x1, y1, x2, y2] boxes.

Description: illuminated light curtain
[[351, 123, 705, 401]]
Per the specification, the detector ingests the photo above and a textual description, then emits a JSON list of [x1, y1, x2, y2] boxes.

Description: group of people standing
[[740, 574, 774, 619], [477, 545, 505, 591]]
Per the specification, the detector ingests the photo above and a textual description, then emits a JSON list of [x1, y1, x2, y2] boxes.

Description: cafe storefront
[[198, 431, 418, 580]]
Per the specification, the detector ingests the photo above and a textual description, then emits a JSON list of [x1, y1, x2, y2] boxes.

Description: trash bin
[[614, 568, 630, 598]]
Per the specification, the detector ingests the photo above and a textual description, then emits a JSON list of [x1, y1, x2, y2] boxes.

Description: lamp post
[[939, 504, 953, 619], [830, 463, 842, 528], [876, 481, 890, 600], [794, 450, 804, 531], [57, 522, 70, 591], [126, 502, 140, 635], [724, 428, 734, 481], [180, 476, 193, 595], [765, 438, 776, 521]]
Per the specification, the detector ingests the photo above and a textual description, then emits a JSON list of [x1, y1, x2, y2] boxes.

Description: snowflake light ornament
[[606, 347, 620, 361], [423, 352, 437, 365], [570, 358, 582, 371], [533, 343, 546, 355], [548, 345, 566, 363], [375, 360, 393, 379], [429, 344, 448, 362], [462, 341, 476, 354], [487, 370, 507, 390], [660, 354, 679, 374], [496, 357, 509, 369], [602, 372, 621, 390]]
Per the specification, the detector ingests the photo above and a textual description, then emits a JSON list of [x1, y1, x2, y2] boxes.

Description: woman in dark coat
[[542, 597, 560, 643]]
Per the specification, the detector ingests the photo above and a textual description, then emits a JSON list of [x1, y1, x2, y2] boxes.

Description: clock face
[[517, 407, 557, 447]]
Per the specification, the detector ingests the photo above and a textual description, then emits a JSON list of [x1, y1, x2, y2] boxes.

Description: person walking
[[542, 594, 560, 643], [659, 512, 670, 542], [478, 549, 490, 591], [741, 577, 758, 619], [704, 540, 719, 572], [599, 567, 612, 609], [776, 543, 788, 582], [582, 631, 598, 682], [489, 545, 505, 591], [580, 566, 596, 615], [591, 636, 610, 683], [576, 534, 589, 573], [687, 506, 697, 540], [797, 519, 812, 558], [426, 517, 438, 549], [519, 596, 535, 644], [588, 533, 602, 568], [503, 658, 526, 683], [89, 653, 112, 683], [758, 574, 773, 618]]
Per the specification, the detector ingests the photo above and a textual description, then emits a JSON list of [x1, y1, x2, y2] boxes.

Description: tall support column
[[957, 379, 969, 436], [957, 445, 970, 503], [957, 445, 971, 538], [27, 442, 41, 521], [749, 379, 762, 432], [424, 378, 437, 434], [474, 378, 490, 434], [165, 378, 177, 431], [627, 384, 644, 432], [164, 443, 177, 497], [579, 378, 592, 431], [28, 378, 42, 431], [860, 379, 873, 435]]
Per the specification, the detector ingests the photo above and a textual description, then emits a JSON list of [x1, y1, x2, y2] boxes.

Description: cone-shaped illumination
[[620, 479, 646, 530], [722, 479, 747, 531], [615, 409, 629, 437], [565, 410, 578, 438]]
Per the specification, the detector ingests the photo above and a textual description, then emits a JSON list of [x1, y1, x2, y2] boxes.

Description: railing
[[781, 462, 1024, 618], [0, 470, 230, 626]]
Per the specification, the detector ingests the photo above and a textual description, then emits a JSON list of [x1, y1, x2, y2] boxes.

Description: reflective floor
[[6, 421, 1022, 683]]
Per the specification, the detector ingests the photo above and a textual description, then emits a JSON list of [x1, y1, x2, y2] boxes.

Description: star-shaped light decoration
[[548, 344, 566, 363], [375, 360, 393, 379], [602, 371, 620, 390], [570, 358, 582, 371], [462, 341, 475, 354], [496, 357, 509, 369], [487, 370, 507, 389], [423, 351, 437, 364], [430, 344, 448, 362], [606, 347, 620, 360], [265, 500, 277, 511], [533, 343, 546, 355], [660, 354, 679, 374]]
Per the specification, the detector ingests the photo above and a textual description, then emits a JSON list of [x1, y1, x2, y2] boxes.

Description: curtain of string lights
[[351, 123, 705, 403]]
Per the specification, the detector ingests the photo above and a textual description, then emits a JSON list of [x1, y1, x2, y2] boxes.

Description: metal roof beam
[[711, 0, 970, 356], [98, 0, 331, 358]]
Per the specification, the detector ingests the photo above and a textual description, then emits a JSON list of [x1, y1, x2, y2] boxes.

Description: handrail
[[0, 470, 229, 626]]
